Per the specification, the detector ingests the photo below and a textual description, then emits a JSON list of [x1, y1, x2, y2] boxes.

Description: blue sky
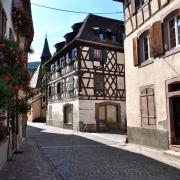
[[29, 0, 124, 62]]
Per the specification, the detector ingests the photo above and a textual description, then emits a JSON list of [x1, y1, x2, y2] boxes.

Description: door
[[97, 104, 119, 130], [172, 97, 180, 144], [64, 105, 73, 124]]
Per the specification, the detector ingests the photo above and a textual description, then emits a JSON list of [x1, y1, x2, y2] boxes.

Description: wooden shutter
[[131, 0, 136, 15], [150, 21, 163, 57], [133, 38, 139, 66], [89, 47, 94, 61], [103, 50, 107, 63], [0, 3, 2, 36]]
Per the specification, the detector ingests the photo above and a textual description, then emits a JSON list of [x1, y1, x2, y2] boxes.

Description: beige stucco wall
[[47, 100, 79, 128], [125, 0, 180, 131], [28, 98, 46, 121]]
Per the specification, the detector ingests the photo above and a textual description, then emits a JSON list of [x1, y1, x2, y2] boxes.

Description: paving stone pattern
[[0, 124, 180, 180]]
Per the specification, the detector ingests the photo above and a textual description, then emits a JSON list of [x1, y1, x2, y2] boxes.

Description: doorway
[[172, 97, 180, 145], [63, 104, 73, 129], [96, 102, 121, 131]]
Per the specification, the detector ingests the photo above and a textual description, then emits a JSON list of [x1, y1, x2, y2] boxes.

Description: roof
[[71, 22, 83, 32], [41, 37, 52, 59], [45, 14, 124, 65], [30, 65, 42, 89], [54, 41, 66, 49], [113, 0, 124, 3], [76, 14, 124, 46]]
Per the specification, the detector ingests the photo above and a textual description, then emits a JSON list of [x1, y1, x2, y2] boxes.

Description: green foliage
[[0, 36, 31, 110]]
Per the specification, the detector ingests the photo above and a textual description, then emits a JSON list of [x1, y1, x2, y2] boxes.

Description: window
[[140, 86, 156, 127], [168, 16, 180, 50], [57, 81, 63, 94], [71, 48, 76, 61], [112, 35, 116, 42], [67, 77, 74, 91], [94, 49, 102, 61], [48, 86, 52, 97], [99, 33, 105, 40], [94, 74, 104, 92], [139, 32, 150, 63], [57, 82, 60, 94], [136, 0, 148, 9]]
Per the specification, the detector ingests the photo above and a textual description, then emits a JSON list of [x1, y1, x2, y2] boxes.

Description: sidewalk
[[28, 122, 180, 169], [0, 136, 59, 180]]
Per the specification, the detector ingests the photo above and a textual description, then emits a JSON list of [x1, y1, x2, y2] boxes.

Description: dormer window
[[112, 35, 116, 42], [72, 48, 76, 61], [99, 33, 105, 40]]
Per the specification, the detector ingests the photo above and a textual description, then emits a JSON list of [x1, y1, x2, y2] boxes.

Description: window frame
[[94, 74, 105, 93], [167, 15, 180, 50], [94, 49, 103, 61], [139, 31, 151, 63]]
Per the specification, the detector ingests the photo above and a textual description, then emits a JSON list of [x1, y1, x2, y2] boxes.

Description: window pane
[[107, 105, 117, 123], [143, 35, 149, 61], [99, 106, 105, 120], [94, 74, 104, 91], [177, 16, 180, 45], [169, 18, 176, 49], [94, 49, 102, 61]]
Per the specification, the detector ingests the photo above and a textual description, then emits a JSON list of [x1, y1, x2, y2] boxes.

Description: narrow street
[[0, 123, 180, 180]]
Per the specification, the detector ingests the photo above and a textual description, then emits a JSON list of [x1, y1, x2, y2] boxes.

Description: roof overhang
[[113, 0, 124, 3]]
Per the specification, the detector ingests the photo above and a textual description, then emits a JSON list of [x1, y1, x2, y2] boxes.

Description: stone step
[[163, 150, 180, 160]]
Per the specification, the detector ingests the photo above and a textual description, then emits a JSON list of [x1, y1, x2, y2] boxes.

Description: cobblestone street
[[0, 123, 180, 180]]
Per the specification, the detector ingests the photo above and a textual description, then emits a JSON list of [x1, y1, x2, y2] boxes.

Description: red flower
[[3, 75, 11, 81], [0, 44, 5, 48]]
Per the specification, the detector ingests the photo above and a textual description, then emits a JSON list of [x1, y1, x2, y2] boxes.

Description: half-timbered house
[[44, 14, 126, 132], [28, 36, 52, 122], [118, 0, 180, 150]]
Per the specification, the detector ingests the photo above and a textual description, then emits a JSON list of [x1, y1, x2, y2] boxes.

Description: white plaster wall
[[125, 1, 180, 130], [117, 52, 125, 64], [1, 0, 16, 40], [47, 100, 79, 125]]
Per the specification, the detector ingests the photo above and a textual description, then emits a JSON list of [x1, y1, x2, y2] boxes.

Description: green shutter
[[89, 47, 94, 61], [103, 50, 107, 63]]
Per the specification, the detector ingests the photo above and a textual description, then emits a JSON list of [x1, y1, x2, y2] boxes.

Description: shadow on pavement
[[0, 125, 179, 180]]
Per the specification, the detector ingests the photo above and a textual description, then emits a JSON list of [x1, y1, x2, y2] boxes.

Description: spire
[[41, 36, 52, 64]]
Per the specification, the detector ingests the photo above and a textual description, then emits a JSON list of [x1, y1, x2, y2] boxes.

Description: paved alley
[[0, 123, 180, 180]]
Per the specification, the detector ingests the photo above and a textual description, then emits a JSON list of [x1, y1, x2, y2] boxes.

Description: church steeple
[[41, 36, 52, 64]]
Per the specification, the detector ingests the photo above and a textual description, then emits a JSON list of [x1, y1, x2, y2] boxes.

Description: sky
[[28, 0, 124, 62]]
